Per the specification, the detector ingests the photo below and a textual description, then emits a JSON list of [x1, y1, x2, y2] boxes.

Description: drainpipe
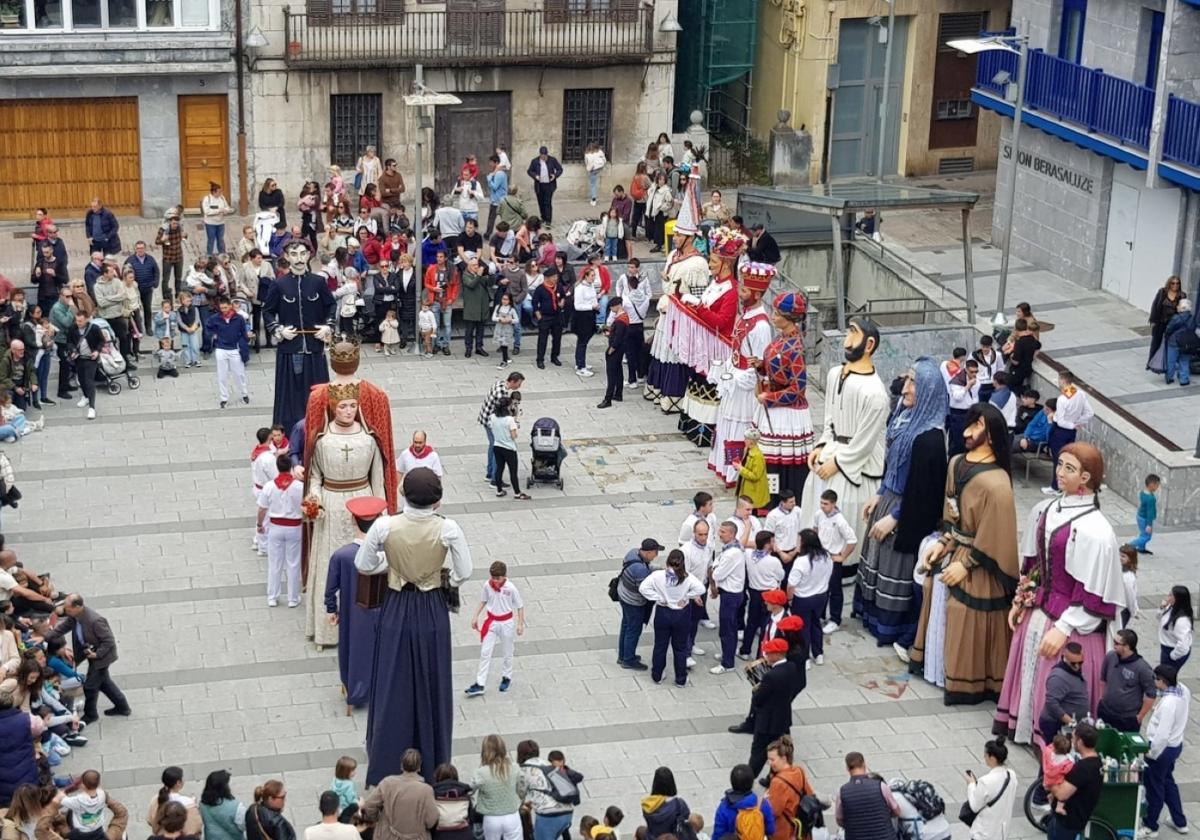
[[234, 0, 248, 215], [1145, 0, 1176, 188]]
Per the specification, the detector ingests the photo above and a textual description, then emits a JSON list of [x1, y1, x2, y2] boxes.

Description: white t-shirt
[[481, 580, 523, 615], [257, 477, 304, 520], [764, 505, 800, 552], [787, 553, 834, 598], [252, 450, 279, 489], [745, 550, 785, 591], [305, 822, 361, 840], [397, 446, 445, 478], [418, 309, 437, 332]]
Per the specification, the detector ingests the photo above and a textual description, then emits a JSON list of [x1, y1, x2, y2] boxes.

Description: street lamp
[[946, 23, 1029, 324]]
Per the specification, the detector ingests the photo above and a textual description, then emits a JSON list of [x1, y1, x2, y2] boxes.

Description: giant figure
[[263, 239, 336, 432], [753, 288, 815, 502]]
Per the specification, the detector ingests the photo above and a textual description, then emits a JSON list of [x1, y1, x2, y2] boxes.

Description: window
[[1057, 0, 1086, 64], [1143, 9, 1164, 89], [544, 0, 636, 23], [5, 0, 215, 29], [935, 99, 973, 120], [936, 12, 987, 52], [331, 94, 382, 169], [562, 89, 612, 163]]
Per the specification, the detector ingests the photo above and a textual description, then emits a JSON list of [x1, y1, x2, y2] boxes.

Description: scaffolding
[[672, 0, 759, 136]]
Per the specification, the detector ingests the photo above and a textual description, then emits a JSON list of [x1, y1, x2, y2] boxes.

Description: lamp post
[[947, 23, 1028, 324]]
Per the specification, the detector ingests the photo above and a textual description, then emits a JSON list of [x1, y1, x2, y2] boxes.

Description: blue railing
[[1164, 95, 1200, 170], [975, 49, 1017, 97]]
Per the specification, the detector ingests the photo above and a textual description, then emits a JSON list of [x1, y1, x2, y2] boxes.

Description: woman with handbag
[[764, 736, 817, 840], [961, 737, 1016, 839], [245, 781, 295, 840]]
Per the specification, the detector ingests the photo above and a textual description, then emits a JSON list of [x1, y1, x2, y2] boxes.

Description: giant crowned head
[[330, 338, 362, 377], [708, 226, 750, 273], [284, 239, 311, 275]]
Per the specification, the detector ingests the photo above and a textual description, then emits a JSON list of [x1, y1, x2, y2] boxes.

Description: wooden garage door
[[0, 97, 141, 220]]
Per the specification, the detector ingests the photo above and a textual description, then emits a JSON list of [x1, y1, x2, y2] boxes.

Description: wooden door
[[434, 92, 512, 195], [929, 12, 986, 150], [0, 97, 141, 220], [178, 94, 229, 210]]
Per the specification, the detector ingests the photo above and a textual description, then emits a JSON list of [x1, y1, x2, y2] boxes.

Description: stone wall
[[992, 122, 1113, 290], [1165, 1, 1200, 101], [812, 323, 977, 388]]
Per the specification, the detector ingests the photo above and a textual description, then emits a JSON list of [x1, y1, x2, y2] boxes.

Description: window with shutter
[[562, 88, 612, 162], [543, 0, 566, 23], [306, 0, 332, 23], [330, 95, 382, 168]]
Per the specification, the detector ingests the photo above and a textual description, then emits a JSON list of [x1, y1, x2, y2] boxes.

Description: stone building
[[751, 0, 1011, 181], [0, 0, 241, 219], [248, 0, 681, 202], [973, 0, 1200, 307]]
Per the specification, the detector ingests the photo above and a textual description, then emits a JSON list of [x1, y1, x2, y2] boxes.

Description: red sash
[[270, 517, 301, 526], [479, 611, 513, 641]]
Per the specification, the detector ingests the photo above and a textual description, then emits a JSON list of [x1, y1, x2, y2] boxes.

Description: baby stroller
[[564, 219, 603, 263], [528, 417, 566, 491], [92, 317, 141, 395]]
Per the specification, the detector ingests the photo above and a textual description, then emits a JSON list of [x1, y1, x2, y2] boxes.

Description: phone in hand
[[965, 769, 975, 779]]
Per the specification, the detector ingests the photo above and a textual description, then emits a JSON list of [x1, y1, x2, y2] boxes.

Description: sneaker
[[33, 418, 45, 431], [497, 362, 508, 369], [499, 677, 511, 692], [691, 646, 705, 656], [701, 619, 716, 629], [626, 381, 640, 389], [806, 660, 813, 670], [86, 408, 95, 420], [822, 621, 840, 635], [62, 733, 88, 747], [40, 398, 56, 406], [268, 599, 278, 607], [576, 368, 588, 376], [288, 601, 300, 608], [736, 652, 751, 661], [1041, 486, 1058, 495], [893, 642, 911, 663], [686, 657, 696, 669], [709, 665, 731, 675], [584, 365, 594, 373], [464, 683, 486, 697], [1169, 823, 1190, 835], [1139, 829, 1160, 839], [815, 654, 825, 665], [102, 707, 131, 717], [77, 397, 89, 408], [618, 660, 649, 671]]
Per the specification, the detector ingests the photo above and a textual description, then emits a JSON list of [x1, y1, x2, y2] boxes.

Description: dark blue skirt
[[366, 587, 453, 786], [646, 360, 689, 397], [272, 351, 329, 432]]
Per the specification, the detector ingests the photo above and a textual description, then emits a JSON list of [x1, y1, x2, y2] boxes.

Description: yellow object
[[664, 219, 676, 250], [736, 444, 770, 509]]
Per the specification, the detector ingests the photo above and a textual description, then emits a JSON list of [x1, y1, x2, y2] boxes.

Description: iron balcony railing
[[282, 6, 655, 68], [1164, 95, 1200, 170]]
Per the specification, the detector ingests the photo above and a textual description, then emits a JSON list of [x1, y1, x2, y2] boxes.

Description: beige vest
[[383, 511, 448, 592]]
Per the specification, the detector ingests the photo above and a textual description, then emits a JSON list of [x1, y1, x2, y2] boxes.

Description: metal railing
[[282, 6, 654, 68], [1164, 95, 1200, 170]]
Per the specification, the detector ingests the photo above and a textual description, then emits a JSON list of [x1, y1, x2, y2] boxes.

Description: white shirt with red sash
[[257, 473, 304, 526], [397, 445, 445, 478]]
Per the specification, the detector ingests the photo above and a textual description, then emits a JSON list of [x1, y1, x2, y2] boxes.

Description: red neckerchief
[[251, 443, 271, 462], [409, 444, 432, 459], [547, 285, 557, 311], [274, 473, 296, 491], [488, 578, 505, 593], [275, 436, 289, 451], [615, 312, 630, 326], [221, 310, 237, 323], [946, 360, 961, 378]]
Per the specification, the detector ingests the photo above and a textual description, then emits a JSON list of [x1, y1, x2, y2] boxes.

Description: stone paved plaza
[[7, 329, 1200, 840]]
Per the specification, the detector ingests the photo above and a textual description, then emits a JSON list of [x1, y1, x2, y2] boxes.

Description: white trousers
[[267, 523, 301, 604], [482, 813, 523, 840], [215, 348, 248, 402], [254, 514, 269, 553], [476, 617, 516, 686]]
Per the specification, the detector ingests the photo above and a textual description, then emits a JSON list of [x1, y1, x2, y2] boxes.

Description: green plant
[[0, 1, 20, 15]]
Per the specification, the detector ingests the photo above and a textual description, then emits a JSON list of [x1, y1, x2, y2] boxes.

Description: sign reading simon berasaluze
[[1002, 142, 1095, 195]]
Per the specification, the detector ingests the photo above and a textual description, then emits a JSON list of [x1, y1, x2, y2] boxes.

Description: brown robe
[[910, 455, 1019, 705]]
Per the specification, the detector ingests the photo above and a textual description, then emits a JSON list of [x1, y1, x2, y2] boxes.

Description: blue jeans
[[534, 812, 573, 840], [1131, 513, 1153, 551], [717, 589, 745, 668], [180, 330, 201, 365], [0, 415, 27, 441], [1046, 819, 1080, 840], [35, 351, 50, 398], [1144, 743, 1186, 831], [205, 223, 226, 255], [1161, 645, 1190, 671], [1165, 342, 1192, 384], [484, 426, 496, 482], [618, 601, 647, 664], [595, 295, 609, 328], [431, 302, 452, 349], [605, 237, 619, 259], [588, 169, 600, 202]]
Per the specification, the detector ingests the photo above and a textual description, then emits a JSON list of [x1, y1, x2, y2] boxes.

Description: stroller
[[564, 219, 603, 263], [91, 317, 141, 395], [528, 417, 566, 491]]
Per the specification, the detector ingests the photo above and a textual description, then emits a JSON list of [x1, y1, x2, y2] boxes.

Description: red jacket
[[423, 263, 459, 306], [361, 237, 384, 266], [695, 285, 737, 338]]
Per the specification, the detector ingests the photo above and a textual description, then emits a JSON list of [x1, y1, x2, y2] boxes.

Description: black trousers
[[139, 287, 155, 334], [749, 730, 785, 779], [464, 320, 486, 351], [76, 358, 98, 408], [110, 315, 132, 359], [157, 367, 179, 379], [162, 261, 184, 300], [631, 201, 646, 237], [55, 345, 75, 397], [534, 182, 555, 223], [83, 662, 129, 718], [485, 204, 499, 236], [1149, 321, 1168, 364], [624, 322, 644, 382], [536, 316, 562, 363], [493, 445, 520, 492], [12, 388, 38, 411], [604, 349, 624, 401]]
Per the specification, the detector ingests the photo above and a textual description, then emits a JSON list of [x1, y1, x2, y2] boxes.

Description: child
[[603, 209, 623, 262], [331, 755, 359, 813], [602, 805, 624, 840], [154, 338, 179, 379], [255, 453, 304, 607], [1130, 473, 1160, 555], [204, 295, 251, 409], [336, 270, 361, 337], [579, 817, 600, 840], [60, 769, 108, 838], [380, 309, 401, 356], [1041, 733, 1074, 815], [418, 302, 437, 358], [1119, 545, 1139, 629], [269, 424, 289, 452], [1045, 370, 1094, 494], [1015, 397, 1055, 453], [731, 428, 769, 512], [1013, 388, 1042, 436], [0, 392, 42, 441], [785, 528, 832, 668], [686, 813, 709, 840], [251, 428, 279, 556], [814, 489, 857, 635], [154, 299, 179, 349], [177, 291, 202, 367], [464, 561, 525, 697], [492, 291, 516, 369]]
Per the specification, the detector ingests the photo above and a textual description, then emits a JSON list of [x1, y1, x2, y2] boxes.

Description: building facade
[[248, 0, 679, 202], [751, 0, 1010, 182], [973, 0, 1200, 307], [0, 0, 240, 219]]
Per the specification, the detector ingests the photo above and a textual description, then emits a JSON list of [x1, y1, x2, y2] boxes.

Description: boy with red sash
[[256, 452, 304, 607], [465, 561, 526, 697]]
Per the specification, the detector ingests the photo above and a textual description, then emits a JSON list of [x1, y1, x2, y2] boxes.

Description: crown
[[330, 338, 361, 376], [327, 381, 361, 406]]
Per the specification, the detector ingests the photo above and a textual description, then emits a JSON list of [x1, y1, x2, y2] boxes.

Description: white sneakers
[[709, 665, 731, 675], [701, 619, 716, 629], [691, 646, 705, 656], [815, 654, 825, 666], [893, 642, 910, 663], [806, 660, 813, 670], [76, 397, 88, 408], [822, 621, 840, 635], [86, 408, 95, 420], [685, 657, 696, 669], [576, 368, 595, 377], [267, 599, 278, 607]]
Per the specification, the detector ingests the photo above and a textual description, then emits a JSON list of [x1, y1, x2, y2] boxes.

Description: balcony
[[972, 47, 1200, 189], [281, 6, 655, 69]]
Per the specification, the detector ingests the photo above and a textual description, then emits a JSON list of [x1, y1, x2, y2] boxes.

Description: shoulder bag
[[958, 769, 1011, 827]]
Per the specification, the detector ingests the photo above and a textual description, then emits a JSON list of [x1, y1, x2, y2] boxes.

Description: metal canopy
[[737, 182, 980, 214]]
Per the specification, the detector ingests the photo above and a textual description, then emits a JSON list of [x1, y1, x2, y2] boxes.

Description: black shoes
[[728, 722, 753, 734], [618, 660, 648, 671], [476, 349, 489, 357], [551, 359, 562, 366], [597, 400, 612, 409], [537, 361, 546, 369], [103, 707, 132, 717]]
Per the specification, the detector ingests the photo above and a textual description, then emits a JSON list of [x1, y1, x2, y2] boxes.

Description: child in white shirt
[[380, 309, 401, 355], [418, 303, 437, 358], [465, 561, 525, 697], [1119, 544, 1139, 629], [61, 769, 108, 838], [814, 489, 857, 635], [256, 453, 304, 607], [250, 427, 280, 556]]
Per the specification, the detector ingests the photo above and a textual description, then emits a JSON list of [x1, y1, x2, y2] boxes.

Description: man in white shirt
[[256, 453, 305, 608], [947, 359, 981, 457], [940, 347, 967, 390], [711, 520, 747, 675], [1142, 663, 1190, 835], [731, 495, 762, 547], [305, 792, 359, 840], [814, 489, 858, 635], [764, 490, 801, 564], [251, 440, 280, 556], [739, 532, 785, 660], [1045, 370, 1095, 494], [396, 430, 444, 491], [681, 519, 716, 656], [678, 491, 718, 545]]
